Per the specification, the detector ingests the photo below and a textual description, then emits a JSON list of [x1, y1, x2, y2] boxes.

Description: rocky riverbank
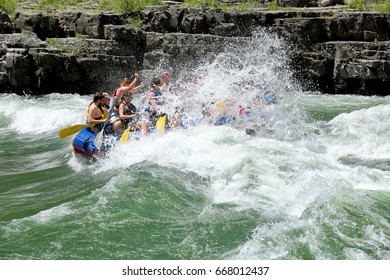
[[0, 3, 389, 95]]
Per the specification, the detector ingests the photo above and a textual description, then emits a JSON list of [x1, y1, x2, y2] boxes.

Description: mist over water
[[1, 29, 390, 260]]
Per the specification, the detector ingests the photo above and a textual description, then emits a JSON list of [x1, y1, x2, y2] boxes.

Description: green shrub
[[346, 0, 390, 12], [266, 0, 279, 11], [46, 37, 75, 52], [347, 0, 366, 10], [183, 0, 229, 9], [375, 0, 390, 12], [37, 0, 84, 9], [46, 37, 59, 48], [125, 15, 144, 28], [35, 0, 161, 13], [0, 0, 16, 15], [99, 0, 161, 13], [233, 0, 263, 12], [10, 0, 390, 14], [184, 0, 217, 8]]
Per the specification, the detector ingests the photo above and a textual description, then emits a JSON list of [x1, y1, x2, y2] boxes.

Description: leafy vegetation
[[5, 0, 390, 14], [231, 0, 265, 12], [347, 0, 390, 11], [266, 0, 279, 11], [46, 37, 81, 53], [13, 0, 161, 13], [183, 0, 267, 11], [125, 15, 144, 28], [183, 0, 223, 8], [37, 0, 83, 9], [99, 0, 161, 13], [347, 0, 366, 9], [46, 37, 60, 48], [375, 0, 390, 11], [0, 0, 16, 14]]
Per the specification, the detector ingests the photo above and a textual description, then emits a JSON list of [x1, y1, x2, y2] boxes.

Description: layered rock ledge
[[0, 5, 389, 95]]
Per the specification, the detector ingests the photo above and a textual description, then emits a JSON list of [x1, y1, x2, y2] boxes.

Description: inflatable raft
[[72, 127, 108, 160]]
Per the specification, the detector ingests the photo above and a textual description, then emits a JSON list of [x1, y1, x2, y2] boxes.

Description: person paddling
[[145, 78, 166, 126], [145, 78, 180, 129], [87, 92, 113, 135], [113, 92, 148, 135]]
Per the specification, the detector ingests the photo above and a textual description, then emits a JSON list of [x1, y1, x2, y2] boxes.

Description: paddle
[[119, 126, 131, 143], [94, 98, 116, 149], [119, 116, 141, 143], [156, 115, 166, 133], [58, 123, 93, 139]]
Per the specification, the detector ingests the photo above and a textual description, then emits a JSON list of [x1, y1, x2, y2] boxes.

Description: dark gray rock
[[14, 13, 66, 40], [0, 9, 389, 95], [75, 13, 124, 39], [0, 12, 14, 34]]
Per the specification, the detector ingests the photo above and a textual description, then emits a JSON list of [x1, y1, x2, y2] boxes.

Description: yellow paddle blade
[[119, 126, 131, 143], [216, 101, 225, 110], [156, 115, 166, 133], [58, 124, 92, 139]]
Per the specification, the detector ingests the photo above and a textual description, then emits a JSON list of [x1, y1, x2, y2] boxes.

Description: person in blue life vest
[[145, 77, 181, 129], [145, 78, 168, 127], [262, 90, 277, 105]]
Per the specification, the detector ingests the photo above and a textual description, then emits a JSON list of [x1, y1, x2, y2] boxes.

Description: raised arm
[[123, 73, 139, 91], [130, 82, 146, 93]]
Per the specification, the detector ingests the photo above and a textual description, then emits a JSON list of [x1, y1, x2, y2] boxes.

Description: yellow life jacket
[[86, 106, 107, 127]]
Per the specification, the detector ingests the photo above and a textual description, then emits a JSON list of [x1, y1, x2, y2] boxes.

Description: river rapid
[[1, 30, 389, 260]]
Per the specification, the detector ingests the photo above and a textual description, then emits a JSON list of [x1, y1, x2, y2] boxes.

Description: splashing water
[[137, 29, 310, 142], [1, 29, 390, 260]]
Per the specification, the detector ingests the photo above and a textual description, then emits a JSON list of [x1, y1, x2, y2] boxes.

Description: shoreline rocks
[[0, 6, 389, 95]]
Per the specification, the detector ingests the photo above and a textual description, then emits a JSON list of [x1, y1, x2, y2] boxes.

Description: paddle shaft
[[94, 97, 116, 148]]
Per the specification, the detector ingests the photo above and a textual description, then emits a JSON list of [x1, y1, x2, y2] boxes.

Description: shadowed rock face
[[0, 7, 389, 95]]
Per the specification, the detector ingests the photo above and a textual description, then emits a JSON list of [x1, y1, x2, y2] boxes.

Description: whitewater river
[[1, 30, 389, 260]]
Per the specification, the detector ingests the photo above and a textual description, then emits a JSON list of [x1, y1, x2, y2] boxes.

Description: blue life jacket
[[145, 89, 162, 112]]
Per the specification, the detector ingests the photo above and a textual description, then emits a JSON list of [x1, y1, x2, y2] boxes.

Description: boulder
[[0, 12, 14, 34]]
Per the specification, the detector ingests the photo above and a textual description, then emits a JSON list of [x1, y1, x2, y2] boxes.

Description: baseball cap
[[102, 92, 111, 99]]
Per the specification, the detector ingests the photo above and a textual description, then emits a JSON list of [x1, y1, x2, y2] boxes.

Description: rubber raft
[[72, 127, 107, 160]]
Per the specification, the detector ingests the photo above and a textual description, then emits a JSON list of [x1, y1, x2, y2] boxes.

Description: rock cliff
[[0, 4, 389, 95]]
